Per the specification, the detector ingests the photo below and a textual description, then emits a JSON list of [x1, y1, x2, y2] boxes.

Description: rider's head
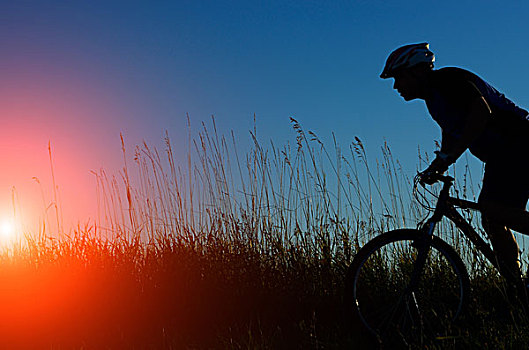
[[381, 43, 435, 101]]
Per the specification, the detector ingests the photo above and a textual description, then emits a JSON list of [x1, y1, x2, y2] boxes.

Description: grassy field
[[1, 118, 529, 348]]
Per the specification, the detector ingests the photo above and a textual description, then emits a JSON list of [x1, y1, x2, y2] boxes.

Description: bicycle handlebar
[[416, 171, 454, 186]]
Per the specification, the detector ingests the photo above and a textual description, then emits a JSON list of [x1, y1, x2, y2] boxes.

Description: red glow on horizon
[[0, 65, 130, 233]]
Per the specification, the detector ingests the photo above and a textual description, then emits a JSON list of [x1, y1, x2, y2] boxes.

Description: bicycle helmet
[[380, 43, 435, 79]]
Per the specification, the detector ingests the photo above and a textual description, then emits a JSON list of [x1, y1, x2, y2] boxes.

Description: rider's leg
[[478, 154, 529, 281], [480, 201, 529, 235], [481, 214, 521, 280]]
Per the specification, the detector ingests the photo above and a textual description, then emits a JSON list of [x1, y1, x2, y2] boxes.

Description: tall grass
[[91, 118, 425, 253], [0, 117, 526, 348]]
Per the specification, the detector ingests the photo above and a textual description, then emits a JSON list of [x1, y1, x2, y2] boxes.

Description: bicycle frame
[[418, 175, 500, 272], [346, 174, 524, 340]]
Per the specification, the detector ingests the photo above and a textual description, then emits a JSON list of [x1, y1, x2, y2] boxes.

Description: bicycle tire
[[345, 229, 470, 341]]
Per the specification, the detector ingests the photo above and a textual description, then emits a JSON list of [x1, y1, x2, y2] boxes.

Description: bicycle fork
[[408, 179, 451, 290], [384, 182, 451, 333], [405, 226, 435, 324], [402, 183, 450, 328]]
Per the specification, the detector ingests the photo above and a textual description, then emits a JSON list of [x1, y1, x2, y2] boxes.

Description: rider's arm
[[439, 95, 491, 163]]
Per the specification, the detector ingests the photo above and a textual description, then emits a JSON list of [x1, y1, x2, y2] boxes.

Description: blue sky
[[0, 0, 528, 225]]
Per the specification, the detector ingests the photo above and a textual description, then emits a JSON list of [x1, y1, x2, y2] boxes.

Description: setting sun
[[0, 220, 14, 241]]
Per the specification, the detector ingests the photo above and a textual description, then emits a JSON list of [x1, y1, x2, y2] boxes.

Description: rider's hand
[[418, 168, 441, 185], [419, 154, 451, 185]]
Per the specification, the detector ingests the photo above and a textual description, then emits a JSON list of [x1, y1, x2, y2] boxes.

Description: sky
[[1, 0, 529, 233]]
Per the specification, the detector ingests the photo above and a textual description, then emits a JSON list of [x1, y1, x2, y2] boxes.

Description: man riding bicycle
[[380, 43, 529, 281]]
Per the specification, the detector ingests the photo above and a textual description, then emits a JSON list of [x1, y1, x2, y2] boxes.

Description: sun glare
[[0, 220, 14, 241]]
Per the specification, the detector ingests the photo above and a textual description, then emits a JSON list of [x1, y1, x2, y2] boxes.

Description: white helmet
[[380, 43, 435, 79]]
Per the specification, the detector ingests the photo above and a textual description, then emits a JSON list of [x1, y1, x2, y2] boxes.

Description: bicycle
[[344, 172, 526, 343]]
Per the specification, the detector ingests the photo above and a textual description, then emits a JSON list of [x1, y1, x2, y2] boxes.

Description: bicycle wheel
[[345, 229, 470, 341]]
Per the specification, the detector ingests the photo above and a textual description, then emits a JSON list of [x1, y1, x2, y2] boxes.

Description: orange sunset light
[[0, 67, 132, 234], [0, 220, 14, 239]]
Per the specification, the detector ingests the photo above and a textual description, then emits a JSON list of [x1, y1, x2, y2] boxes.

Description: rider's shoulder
[[430, 67, 482, 94], [432, 67, 477, 82]]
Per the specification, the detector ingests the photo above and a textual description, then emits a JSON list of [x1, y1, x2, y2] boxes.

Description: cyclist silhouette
[[380, 43, 529, 281]]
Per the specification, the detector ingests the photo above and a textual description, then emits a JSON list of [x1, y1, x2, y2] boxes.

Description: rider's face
[[392, 71, 421, 101]]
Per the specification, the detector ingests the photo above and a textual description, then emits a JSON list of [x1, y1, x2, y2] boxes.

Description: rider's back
[[425, 67, 529, 162]]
